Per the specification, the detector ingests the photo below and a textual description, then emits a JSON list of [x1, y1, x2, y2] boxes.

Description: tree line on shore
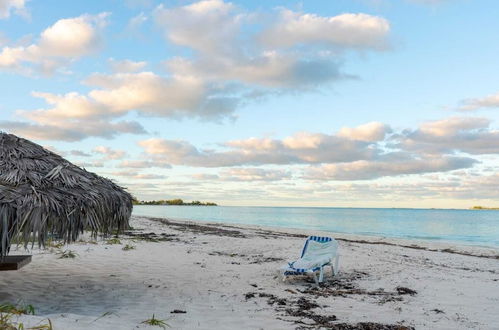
[[132, 198, 217, 206], [470, 206, 499, 210]]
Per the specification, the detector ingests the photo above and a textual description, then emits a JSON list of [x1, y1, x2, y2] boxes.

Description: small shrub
[[141, 314, 169, 329], [28, 319, 53, 330], [57, 250, 78, 259], [0, 313, 16, 330], [122, 244, 136, 251], [106, 238, 121, 245], [46, 239, 64, 249], [0, 303, 35, 315]]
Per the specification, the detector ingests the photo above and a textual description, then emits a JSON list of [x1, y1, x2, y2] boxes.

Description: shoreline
[[132, 206, 499, 251], [3, 215, 498, 329], [140, 215, 499, 258]]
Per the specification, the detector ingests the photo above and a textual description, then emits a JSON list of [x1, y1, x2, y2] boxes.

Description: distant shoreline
[[133, 198, 217, 206], [136, 204, 499, 211]]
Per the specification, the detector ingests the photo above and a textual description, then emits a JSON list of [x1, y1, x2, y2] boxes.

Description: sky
[[1, 0, 499, 208]]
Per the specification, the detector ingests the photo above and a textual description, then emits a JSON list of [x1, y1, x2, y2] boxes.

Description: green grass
[[0, 313, 16, 330], [46, 239, 65, 249], [57, 250, 78, 259], [106, 238, 122, 245], [0, 303, 35, 315], [141, 314, 169, 328], [25, 319, 53, 330], [0, 310, 54, 330], [122, 244, 136, 251]]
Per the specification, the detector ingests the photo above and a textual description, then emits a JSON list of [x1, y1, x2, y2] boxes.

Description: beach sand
[[1, 216, 498, 329]]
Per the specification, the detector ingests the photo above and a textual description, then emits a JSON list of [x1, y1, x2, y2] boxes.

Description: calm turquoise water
[[132, 206, 499, 248]]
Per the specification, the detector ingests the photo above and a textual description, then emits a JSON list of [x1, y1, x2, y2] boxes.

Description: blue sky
[[1, 0, 499, 208]]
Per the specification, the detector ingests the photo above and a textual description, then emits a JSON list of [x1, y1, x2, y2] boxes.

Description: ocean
[[132, 205, 499, 248]]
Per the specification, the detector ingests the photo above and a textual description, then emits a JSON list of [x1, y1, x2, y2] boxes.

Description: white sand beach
[[2, 216, 498, 330]]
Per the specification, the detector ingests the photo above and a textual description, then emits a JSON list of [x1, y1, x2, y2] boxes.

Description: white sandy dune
[[1, 216, 498, 330]]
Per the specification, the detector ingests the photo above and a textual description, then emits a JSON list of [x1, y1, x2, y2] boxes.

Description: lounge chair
[[281, 236, 339, 284]]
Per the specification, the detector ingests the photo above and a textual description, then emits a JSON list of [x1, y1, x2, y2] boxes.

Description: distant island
[[132, 198, 217, 206], [470, 206, 499, 210]]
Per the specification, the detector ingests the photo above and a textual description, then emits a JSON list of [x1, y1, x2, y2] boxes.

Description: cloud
[[138, 127, 379, 167], [304, 156, 477, 180], [70, 150, 91, 157], [0, 119, 146, 141], [0, 0, 27, 19], [261, 10, 390, 50], [337, 121, 391, 142], [457, 91, 499, 111], [134, 118, 499, 181], [93, 146, 127, 160], [117, 160, 172, 169], [192, 173, 220, 180], [0, 13, 109, 74], [395, 117, 499, 155], [126, 12, 148, 36], [108, 58, 147, 73], [155, 2, 389, 89], [154, 0, 241, 55], [111, 171, 167, 180], [9, 1, 392, 141], [219, 167, 292, 181], [85, 72, 235, 119], [74, 161, 105, 168]]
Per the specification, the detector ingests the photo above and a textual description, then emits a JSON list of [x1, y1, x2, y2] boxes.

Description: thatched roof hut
[[0, 132, 132, 258]]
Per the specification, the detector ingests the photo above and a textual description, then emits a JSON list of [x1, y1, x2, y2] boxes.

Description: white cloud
[[457, 91, 499, 111], [154, 1, 389, 90], [396, 117, 499, 155], [126, 12, 148, 34], [337, 121, 391, 142], [154, 0, 240, 55], [138, 130, 379, 167], [93, 146, 127, 160], [108, 58, 147, 73], [219, 167, 292, 181], [261, 10, 390, 50], [132, 117, 499, 181], [118, 160, 172, 169], [6, 1, 393, 141], [86, 72, 233, 119], [0, 119, 146, 141], [73, 161, 105, 168], [304, 156, 476, 180], [112, 171, 167, 180], [0, 0, 27, 19], [0, 13, 109, 74]]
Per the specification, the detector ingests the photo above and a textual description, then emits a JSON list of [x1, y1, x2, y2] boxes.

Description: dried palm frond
[[0, 132, 132, 258]]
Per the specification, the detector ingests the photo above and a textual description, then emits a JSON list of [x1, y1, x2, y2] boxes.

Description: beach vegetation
[[471, 206, 499, 210], [0, 313, 16, 330], [0, 303, 35, 315], [24, 319, 54, 330], [57, 250, 78, 259], [106, 238, 122, 245], [93, 311, 115, 322], [141, 314, 169, 328], [46, 239, 64, 249], [122, 244, 136, 251]]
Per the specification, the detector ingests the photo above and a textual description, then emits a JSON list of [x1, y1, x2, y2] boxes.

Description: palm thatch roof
[[0, 132, 132, 258]]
